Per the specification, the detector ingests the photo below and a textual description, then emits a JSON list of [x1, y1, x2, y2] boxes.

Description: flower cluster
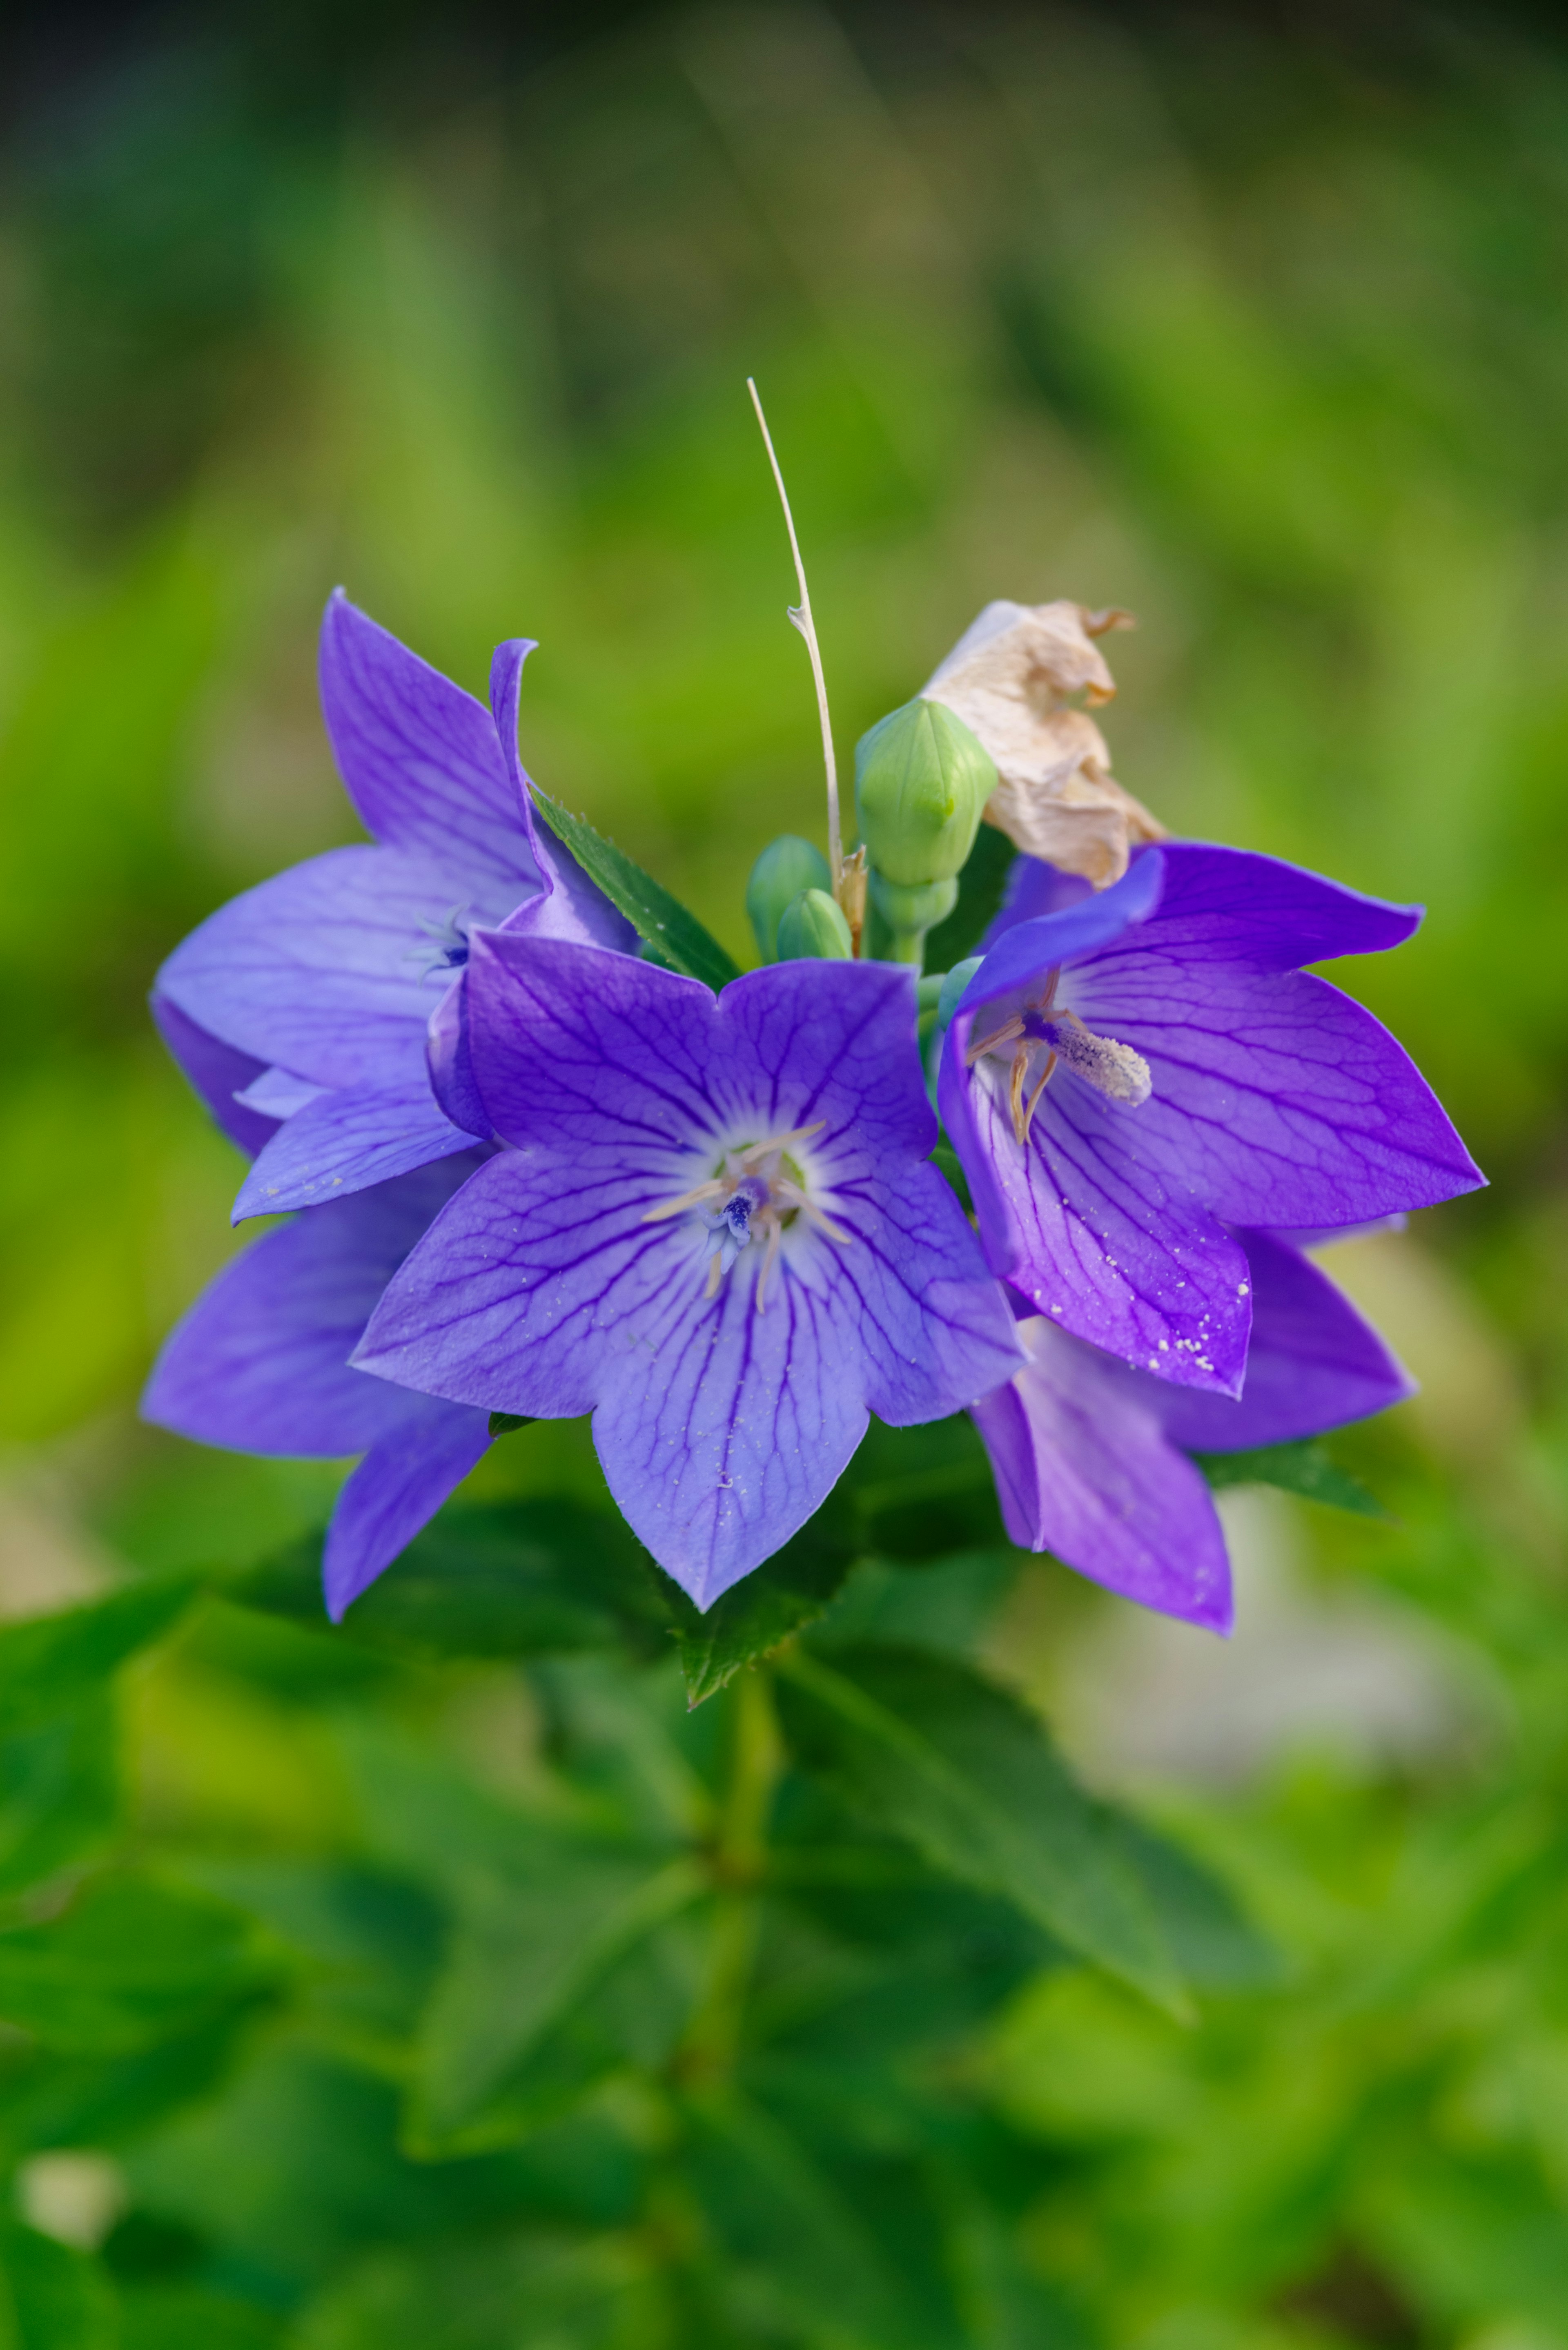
[[145, 592, 1481, 1628]]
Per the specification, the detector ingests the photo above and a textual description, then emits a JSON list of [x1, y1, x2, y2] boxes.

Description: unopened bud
[[868, 873, 958, 935], [746, 834, 832, 962], [853, 699, 996, 887], [776, 887, 853, 961]]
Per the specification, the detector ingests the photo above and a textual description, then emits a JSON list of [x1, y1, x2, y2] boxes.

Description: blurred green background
[[2, 2, 1568, 2343]]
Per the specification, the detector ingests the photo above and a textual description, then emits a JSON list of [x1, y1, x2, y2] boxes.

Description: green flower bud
[[746, 834, 832, 962], [776, 887, 853, 961], [853, 698, 997, 887], [867, 872, 958, 937]]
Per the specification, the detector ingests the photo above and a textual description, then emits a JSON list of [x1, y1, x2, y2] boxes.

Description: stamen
[[967, 1014, 1025, 1066], [1021, 1052, 1056, 1142], [643, 1119, 846, 1311], [1008, 1052, 1030, 1145], [643, 1178, 727, 1224]]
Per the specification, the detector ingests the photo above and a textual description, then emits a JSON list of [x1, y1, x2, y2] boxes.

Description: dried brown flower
[[920, 600, 1165, 887]]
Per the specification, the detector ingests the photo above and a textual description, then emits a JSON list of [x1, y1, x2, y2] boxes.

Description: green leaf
[[843, 1416, 1003, 1561], [117, 2285, 283, 2350], [232, 1501, 669, 1662], [338, 1723, 704, 2151], [1110, 1822, 1280, 1990], [0, 1876, 277, 2056], [775, 1647, 1185, 2008], [1195, 1437, 1390, 1519], [684, 2091, 921, 2344], [486, 1411, 536, 1437], [528, 792, 741, 989], [0, 1704, 117, 1899], [811, 1550, 1019, 1657], [0, 2217, 118, 2350], [0, 2013, 259, 2158], [411, 1856, 703, 2152], [0, 1581, 198, 1742], [656, 1517, 860, 1708]]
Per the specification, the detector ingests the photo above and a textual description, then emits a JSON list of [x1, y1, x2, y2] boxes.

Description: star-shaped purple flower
[[938, 843, 1483, 1395], [152, 593, 633, 1220], [352, 936, 1025, 1606], [971, 1229, 1414, 1632], [141, 1158, 494, 1620]]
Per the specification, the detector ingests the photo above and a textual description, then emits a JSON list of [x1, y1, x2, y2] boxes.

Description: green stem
[[886, 927, 928, 968], [677, 1668, 781, 2087]]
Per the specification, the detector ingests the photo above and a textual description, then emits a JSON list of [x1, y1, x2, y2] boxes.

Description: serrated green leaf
[[1195, 1436, 1390, 1518], [529, 792, 741, 989], [232, 1501, 669, 1662], [0, 1581, 198, 1742], [775, 1646, 1185, 2009], [656, 1518, 859, 1708]]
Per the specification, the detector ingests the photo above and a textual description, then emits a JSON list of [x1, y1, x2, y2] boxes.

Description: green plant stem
[[677, 1667, 782, 2088], [886, 928, 928, 968]]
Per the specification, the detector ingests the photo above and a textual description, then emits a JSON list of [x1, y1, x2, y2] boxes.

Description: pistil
[[644, 1120, 851, 1310], [968, 977, 1151, 1144]]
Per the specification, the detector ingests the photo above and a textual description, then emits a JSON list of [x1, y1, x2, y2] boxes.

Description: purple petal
[[1069, 959, 1483, 1226], [323, 1398, 492, 1621], [939, 1017, 1253, 1391], [958, 850, 1165, 1019], [1145, 1230, 1415, 1452], [232, 1082, 476, 1222], [155, 844, 513, 1090], [487, 642, 639, 953], [142, 1157, 484, 1457], [943, 842, 1482, 1387], [970, 1318, 1232, 1631], [233, 1068, 328, 1119], [151, 993, 277, 1158], [355, 942, 1020, 1603], [425, 972, 490, 1139], [319, 591, 541, 888], [1126, 841, 1424, 968], [978, 855, 1093, 952]]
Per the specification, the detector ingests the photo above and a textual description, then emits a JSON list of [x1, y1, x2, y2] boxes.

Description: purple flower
[[938, 843, 1483, 1396], [152, 594, 633, 1220], [971, 1230, 1414, 1632], [352, 936, 1025, 1606], [141, 1157, 494, 1620]]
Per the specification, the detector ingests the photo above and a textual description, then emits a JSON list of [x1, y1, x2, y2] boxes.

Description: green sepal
[[528, 791, 740, 990], [1195, 1436, 1390, 1519], [487, 1411, 537, 1437]]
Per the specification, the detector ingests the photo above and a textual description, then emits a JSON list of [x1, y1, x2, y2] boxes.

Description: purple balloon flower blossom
[[142, 1157, 493, 1621], [938, 842, 1483, 1397], [352, 934, 1025, 1607], [971, 1229, 1414, 1632], [152, 593, 633, 1220]]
